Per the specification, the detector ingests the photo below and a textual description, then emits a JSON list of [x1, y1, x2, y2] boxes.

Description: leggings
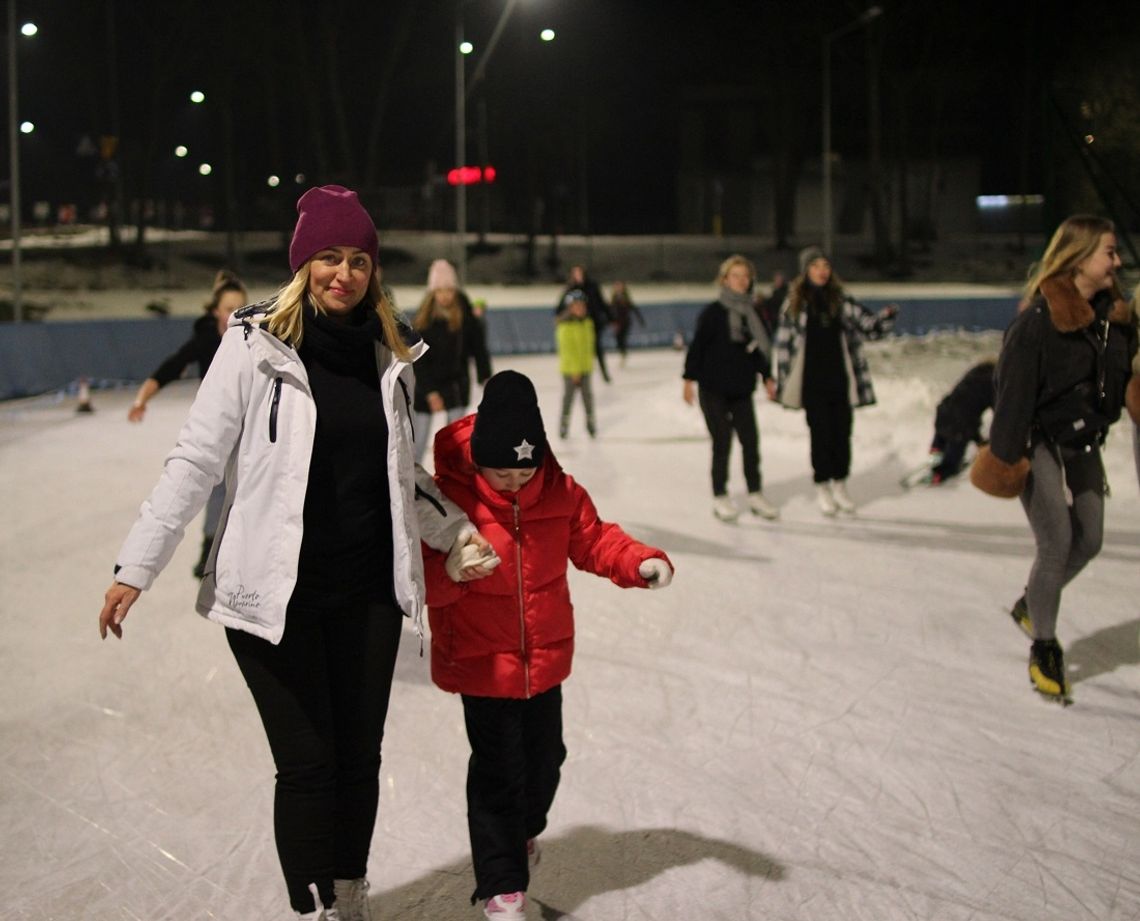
[[804, 397, 852, 483], [1019, 441, 1105, 641], [413, 405, 468, 463], [227, 600, 404, 913], [698, 388, 761, 496], [560, 375, 596, 434]]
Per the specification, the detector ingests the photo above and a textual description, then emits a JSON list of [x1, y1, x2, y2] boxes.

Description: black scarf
[[299, 302, 382, 377]]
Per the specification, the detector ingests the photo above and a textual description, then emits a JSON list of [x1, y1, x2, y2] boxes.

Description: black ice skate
[[1028, 639, 1071, 706], [1009, 594, 1033, 639]]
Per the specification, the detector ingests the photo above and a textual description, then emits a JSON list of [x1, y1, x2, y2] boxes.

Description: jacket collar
[[1039, 276, 1131, 332]]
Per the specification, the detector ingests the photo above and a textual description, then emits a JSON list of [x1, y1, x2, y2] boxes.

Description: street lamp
[[821, 5, 882, 256], [455, 0, 523, 285], [7, 7, 37, 322]]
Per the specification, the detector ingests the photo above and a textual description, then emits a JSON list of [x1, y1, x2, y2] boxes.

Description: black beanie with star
[[471, 370, 548, 469]]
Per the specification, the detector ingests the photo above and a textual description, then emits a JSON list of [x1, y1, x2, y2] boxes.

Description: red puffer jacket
[[424, 415, 671, 699]]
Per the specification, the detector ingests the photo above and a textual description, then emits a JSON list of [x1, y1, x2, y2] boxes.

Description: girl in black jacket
[[682, 254, 778, 522], [972, 215, 1138, 703]]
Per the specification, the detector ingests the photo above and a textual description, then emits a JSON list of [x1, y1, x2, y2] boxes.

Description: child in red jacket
[[423, 370, 674, 920]]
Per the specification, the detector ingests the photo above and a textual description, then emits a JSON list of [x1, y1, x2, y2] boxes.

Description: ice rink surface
[[2, 334, 1139, 921]]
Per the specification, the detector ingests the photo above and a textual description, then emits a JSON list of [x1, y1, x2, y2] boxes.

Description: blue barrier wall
[[0, 296, 1018, 400]]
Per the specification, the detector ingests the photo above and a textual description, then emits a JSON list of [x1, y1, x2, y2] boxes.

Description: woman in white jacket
[[98, 185, 493, 921]]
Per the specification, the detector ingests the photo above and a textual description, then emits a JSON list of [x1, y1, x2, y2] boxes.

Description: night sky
[[8, 0, 1139, 235]]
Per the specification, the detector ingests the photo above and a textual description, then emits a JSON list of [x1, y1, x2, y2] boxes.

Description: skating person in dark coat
[[683, 254, 779, 522], [127, 271, 248, 577], [556, 264, 612, 383], [928, 359, 996, 483], [971, 215, 1139, 704], [608, 280, 644, 365]]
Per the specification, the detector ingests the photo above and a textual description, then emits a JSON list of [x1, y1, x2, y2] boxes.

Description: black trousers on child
[[698, 388, 761, 496], [227, 600, 404, 914], [804, 397, 853, 483], [462, 685, 567, 901]]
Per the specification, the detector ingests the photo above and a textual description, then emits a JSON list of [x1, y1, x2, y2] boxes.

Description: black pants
[[462, 685, 567, 901], [698, 388, 761, 496], [804, 397, 852, 483], [227, 600, 404, 913]]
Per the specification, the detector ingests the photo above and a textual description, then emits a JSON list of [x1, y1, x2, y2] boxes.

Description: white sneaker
[[333, 878, 371, 921], [816, 483, 839, 516], [830, 479, 856, 513], [484, 891, 528, 919], [747, 491, 780, 520], [712, 496, 739, 522]]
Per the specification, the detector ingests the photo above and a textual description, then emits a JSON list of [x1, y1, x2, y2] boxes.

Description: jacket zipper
[[268, 377, 282, 443], [514, 501, 529, 698]]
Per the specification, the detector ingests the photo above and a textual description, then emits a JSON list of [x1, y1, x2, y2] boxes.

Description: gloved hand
[[446, 529, 501, 582], [638, 558, 673, 589]]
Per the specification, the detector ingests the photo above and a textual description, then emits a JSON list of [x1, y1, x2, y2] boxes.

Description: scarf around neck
[[300, 301, 383, 376], [718, 286, 771, 354]]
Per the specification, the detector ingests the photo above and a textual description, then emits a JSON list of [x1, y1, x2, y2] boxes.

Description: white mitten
[[638, 558, 673, 589], [446, 534, 501, 581]]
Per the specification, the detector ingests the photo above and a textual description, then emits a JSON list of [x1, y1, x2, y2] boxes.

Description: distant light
[[198, 163, 212, 176], [294, 173, 306, 184], [190, 90, 206, 104], [540, 28, 555, 41], [20, 22, 37, 37], [1084, 134, 1095, 144], [19, 121, 34, 134], [460, 40, 474, 55], [267, 175, 280, 188], [976, 194, 1044, 209], [174, 145, 188, 158]]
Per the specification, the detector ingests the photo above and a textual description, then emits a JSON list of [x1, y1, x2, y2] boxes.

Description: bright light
[[174, 145, 188, 158], [19, 121, 34, 134], [976, 194, 1044, 209], [460, 40, 474, 55], [267, 175, 280, 188], [20, 22, 37, 37], [1084, 134, 1095, 144], [190, 90, 206, 104], [540, 28, 555, 41], [294, 173, 306, 184], [198, 163, 212, 176]]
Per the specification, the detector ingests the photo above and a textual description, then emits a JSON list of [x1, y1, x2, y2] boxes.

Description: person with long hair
[[683, 254, 779, 522], [98, 185, 494, 921], [771, 247, 897, 516], [127, 270, 249, 577], [971, 215, 1138, 704], [412, 258, 470, 463]]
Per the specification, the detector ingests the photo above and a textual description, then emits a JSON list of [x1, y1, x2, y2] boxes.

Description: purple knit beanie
[[288, 185, 379, 274]]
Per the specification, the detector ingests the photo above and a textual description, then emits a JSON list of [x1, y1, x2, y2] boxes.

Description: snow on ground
[[2, 334, 1139, 921]]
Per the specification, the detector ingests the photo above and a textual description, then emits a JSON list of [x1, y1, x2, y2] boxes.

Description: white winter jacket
[[114, 302, 471, 644]]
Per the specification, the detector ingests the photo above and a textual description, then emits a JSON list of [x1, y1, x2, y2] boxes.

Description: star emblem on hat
[[514, 439, 535, 461]]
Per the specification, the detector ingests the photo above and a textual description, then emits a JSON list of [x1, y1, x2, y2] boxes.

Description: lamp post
[[455, 0, 523, 285], [821, 5, 882, 256], [7, 7, 35, 322]]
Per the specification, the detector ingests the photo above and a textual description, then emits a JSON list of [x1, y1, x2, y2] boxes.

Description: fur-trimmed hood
[[1032, 276, 1131, 332]]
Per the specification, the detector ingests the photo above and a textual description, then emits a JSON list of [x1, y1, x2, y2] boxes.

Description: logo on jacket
[[229, 584, 263, 610]]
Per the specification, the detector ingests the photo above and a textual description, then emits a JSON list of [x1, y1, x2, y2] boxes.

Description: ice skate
[[829, 479, 856, 513], [712, 496, 739, 522], [333, 878, 371, 921], [747, 491, 779, 520], [483, 890, 527, 919], [1029, 639, 1071, 705], [1009, 594, 1033, 639], [816, 483, 839, 516]]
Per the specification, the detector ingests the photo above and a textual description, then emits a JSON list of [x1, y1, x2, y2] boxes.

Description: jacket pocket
[[268, 377, 282, 443]]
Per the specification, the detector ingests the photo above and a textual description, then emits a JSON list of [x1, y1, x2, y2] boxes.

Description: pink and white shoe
[[483, 890, 527, 919]]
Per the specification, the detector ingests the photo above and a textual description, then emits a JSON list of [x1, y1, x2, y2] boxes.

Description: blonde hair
[[412, 290, 463, 333], [266, 264, 411, 360], [715, 254, 756, 287], [1023, 215, 1115, 300]]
